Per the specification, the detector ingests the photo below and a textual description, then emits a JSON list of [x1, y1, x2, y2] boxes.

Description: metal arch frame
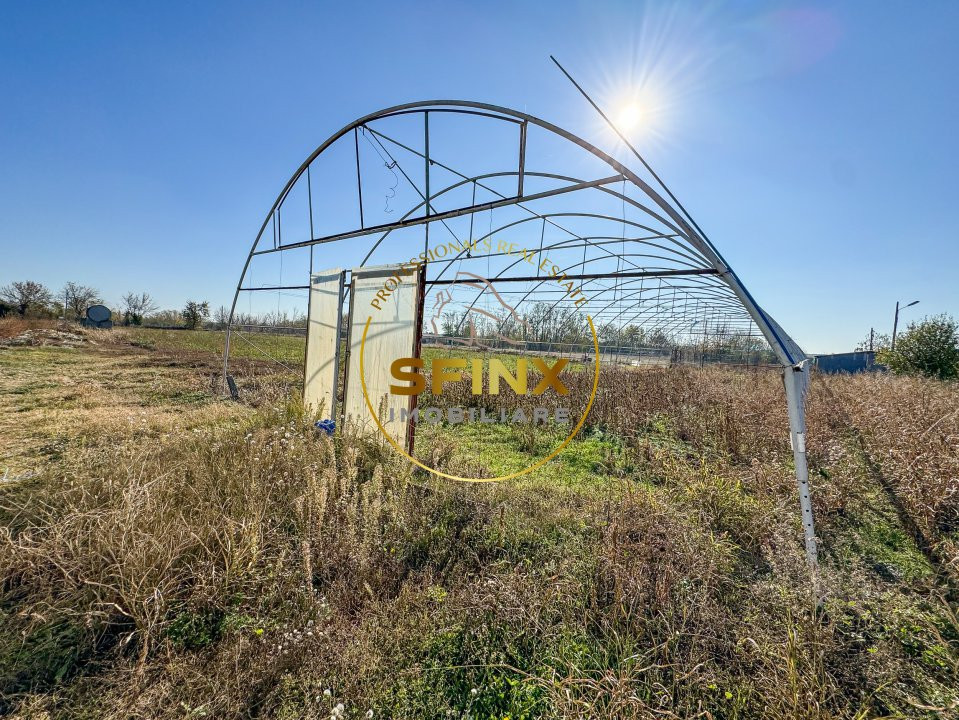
[[228, 100, 799, 364], [223, 100, 818, 570]]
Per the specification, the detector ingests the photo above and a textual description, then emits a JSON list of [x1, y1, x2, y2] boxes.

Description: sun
[[615, 102, 644, 133]]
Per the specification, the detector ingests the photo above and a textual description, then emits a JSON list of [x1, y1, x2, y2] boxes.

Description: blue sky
[[1, 0, 956, 353]]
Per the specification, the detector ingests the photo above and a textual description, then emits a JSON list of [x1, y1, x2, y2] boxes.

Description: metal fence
[[421, 334, 775, 368]]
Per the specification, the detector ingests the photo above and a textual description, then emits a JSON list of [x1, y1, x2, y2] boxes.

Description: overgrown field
[[1, 325, 957, 719]]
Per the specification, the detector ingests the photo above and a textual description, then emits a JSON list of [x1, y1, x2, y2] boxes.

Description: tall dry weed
[[0, 404, 412, 701], [816, 372, 959, 574]]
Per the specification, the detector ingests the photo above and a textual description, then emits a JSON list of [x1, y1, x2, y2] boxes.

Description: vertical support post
[[424, 111, 430, 217], [407, 266, 426, 454], [339, 274, 355, 431], [222, 324, 233, 395], [423, 111, 430, 255], [701, 316, 708, 368], [517, 120, 527, 197], [333, 271, 346, 420], [307, 166, 315, 276], [783, 362, 819, 571], [467, 181, 476, 258], [354, 128, 365, 229]]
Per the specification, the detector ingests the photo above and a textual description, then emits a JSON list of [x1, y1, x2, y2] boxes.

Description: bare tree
[[61, 282, 101, 320], [121, 292, 159, 326], [146, 309, 182, 327], [212, 305, 231, 330], [0, 280, 53, 316]]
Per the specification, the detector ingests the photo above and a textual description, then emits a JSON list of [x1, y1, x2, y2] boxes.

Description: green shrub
[[878, 314, 959, 379]]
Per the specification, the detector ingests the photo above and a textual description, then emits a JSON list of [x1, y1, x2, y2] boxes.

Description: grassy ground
[[1, 326, 958, 719], [0, 339, 250, 475], [125, 327, 306, 368]]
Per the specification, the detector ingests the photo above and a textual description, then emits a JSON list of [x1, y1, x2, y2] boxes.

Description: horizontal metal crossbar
[[426, 268, 718, 286], [239, 285, 311, 291]]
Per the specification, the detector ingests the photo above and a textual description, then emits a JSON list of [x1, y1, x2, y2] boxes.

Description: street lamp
[[891, 300, 919, 350]]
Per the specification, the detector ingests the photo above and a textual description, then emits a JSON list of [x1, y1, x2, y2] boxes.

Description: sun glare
[[615, 102, 644, 132], [585, 3, 725, 152]]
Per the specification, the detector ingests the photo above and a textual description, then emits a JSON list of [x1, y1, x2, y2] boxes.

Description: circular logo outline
[[359, 315, 600, 482]]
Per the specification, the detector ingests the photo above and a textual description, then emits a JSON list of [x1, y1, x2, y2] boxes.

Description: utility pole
[[892, 300, 919, 351], [869, 328, 874, 352], [892, 302, 899, 350]]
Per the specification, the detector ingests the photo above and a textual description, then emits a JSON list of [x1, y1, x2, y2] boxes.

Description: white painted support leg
[[783, 362, 819, 570]]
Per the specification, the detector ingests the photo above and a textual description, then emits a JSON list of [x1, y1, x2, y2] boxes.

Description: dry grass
[[0, 316, 59, 339], [1, 337, 958, 718], [812, 373, 959, 579], [430, 364, 792, 461], [0, 340, 251, 475]]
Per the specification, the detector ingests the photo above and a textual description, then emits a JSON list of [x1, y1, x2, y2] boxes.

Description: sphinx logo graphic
[[359, 244, 600, 482], [389, 357, 569, 396], [428, 271, 530, 349]]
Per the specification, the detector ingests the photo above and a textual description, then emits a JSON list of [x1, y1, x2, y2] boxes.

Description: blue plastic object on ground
[[315, 419, 335, 436]]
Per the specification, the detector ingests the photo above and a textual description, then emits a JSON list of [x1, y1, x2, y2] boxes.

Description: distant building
[[812, 351, 879, 374]]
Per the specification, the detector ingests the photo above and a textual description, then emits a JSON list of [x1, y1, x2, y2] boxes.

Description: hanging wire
[[361, 126, 399, 213]]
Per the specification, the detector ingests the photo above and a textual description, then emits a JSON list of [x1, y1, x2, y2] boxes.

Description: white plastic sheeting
[[343, 264, 422, 447], [303, 268, 344, 418]]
